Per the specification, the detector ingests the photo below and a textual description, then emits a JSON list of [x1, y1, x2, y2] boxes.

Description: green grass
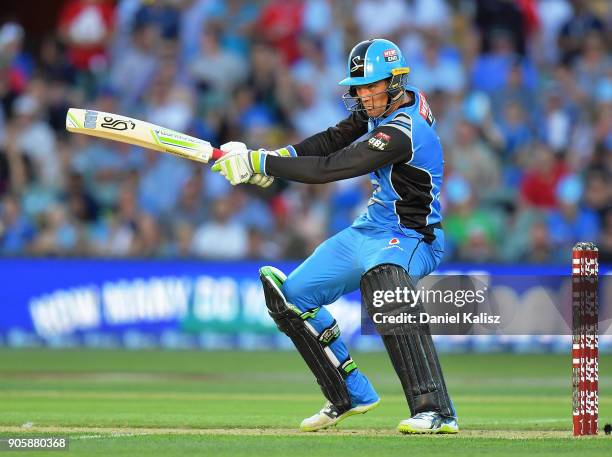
[[0, 349, 610, 456]]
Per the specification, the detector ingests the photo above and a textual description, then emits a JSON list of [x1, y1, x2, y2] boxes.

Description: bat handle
[[211, 148, 225, 160]]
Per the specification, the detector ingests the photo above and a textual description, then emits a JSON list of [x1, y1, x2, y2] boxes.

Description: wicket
[[572, 242, 599, 436]]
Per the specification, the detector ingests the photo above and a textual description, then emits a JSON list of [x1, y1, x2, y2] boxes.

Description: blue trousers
[[281, 225, 445, 406]]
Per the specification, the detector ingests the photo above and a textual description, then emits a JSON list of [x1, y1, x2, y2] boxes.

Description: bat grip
[[211, 148, 225, 160]]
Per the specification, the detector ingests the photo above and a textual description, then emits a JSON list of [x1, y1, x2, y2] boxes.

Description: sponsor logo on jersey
[[383, 49, 399, 62], [418, 92, 435, 126], [383, 237, 404, 251], [368, 131, 390, 151]]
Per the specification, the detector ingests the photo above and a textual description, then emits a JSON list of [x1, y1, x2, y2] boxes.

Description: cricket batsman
[[212, 39, 458, 434]]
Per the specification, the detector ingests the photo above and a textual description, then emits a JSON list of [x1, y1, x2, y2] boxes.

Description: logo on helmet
[[351, 56, 364, 73], [383, 49, 398, 62]]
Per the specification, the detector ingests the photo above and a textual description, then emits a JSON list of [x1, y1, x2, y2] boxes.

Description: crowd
[[0, 0, 610, 264]]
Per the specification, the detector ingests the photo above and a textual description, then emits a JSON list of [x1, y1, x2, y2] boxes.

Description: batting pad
[[260, 266, 354, 413], [361, 263, 455, 417]]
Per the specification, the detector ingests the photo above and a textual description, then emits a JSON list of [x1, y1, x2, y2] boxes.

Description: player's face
[[355, 80, 389, 118]]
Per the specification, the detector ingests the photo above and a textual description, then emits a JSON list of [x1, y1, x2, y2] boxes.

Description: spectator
[[30, 203, 81, 256], [535, 0, 573, 65], [0, 194, 35, 254], [490, 60, 536, 122], [547, 175, 600, 249], [540, 86, 573, 154], [291, 80, 344, 138], [573, 32, 611, 100], [206, 0, 259, 58], [257, 0, 304, 65], [246, 226, 281, 260], [443, 176, 499, 262], [138, 151, 192, 217], [558, 0, 606, 65], [191, 197, 248, 259], [0, 124, 30, 196], [583, 168, 611, 221], [473, 0, 536, 56], [354, 0, 409, 39], [471, 30, 537, 94], [408, 34, 465, 95], [70, 128, 136, 210], [498, 101, 533, 159], [0, 22, 32, 94], [189, 27, 246, 98], [292, 34, 344, 100], [520, 217, 556, 263], [88, 184, 139, 256], [133, 0, 181, 40], [520, 144, 569, 208], [58, 0, 115, 71], [63, 172, 98, 223], [109, 22, 160, 109], [12, 95, 59, 187], [446, 119, 501, 200], [166, 221, 194, 258], [131, 212, 163, 257], [37, 35, 76, 85], [167, 172, 208, 227]]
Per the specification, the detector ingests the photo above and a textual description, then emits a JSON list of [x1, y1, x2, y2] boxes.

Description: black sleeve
[[291, 112, 369, 157], [265, 124, 413, 184]]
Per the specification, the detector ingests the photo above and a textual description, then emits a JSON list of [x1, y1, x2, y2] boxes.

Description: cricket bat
[[65, 108, 224, 163]]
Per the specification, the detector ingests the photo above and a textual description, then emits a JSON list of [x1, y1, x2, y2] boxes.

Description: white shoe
[[398, 411, 459, 434], [300, 400, 380, 432]]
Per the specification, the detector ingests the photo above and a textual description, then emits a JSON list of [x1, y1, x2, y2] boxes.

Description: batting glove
[[212, 142, 296, 187], [211, 142, 267, 186], [248, 146, 296, 188]]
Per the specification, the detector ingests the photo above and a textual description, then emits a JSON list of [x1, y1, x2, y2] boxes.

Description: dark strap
[[413, 222, 442, 244]]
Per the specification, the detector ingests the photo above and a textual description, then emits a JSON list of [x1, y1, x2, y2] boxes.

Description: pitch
[[0, 349, 609, 456]]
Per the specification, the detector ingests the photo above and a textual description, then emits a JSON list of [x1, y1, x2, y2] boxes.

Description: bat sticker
[[84, 110, 98, 129], [101, 117, 136, 131]]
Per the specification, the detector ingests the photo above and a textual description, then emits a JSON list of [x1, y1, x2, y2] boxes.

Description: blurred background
[[0, 0, 609, 263], [0, 0, 610, 350]]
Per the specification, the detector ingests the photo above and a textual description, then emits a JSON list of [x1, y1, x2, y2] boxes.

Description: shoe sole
[[300, 400, 380, 432], [397, 423, 459, 435]]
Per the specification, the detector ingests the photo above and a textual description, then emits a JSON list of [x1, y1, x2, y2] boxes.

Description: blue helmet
[[339, 39, 410, 118]]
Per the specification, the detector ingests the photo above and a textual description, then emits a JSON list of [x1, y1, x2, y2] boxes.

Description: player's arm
[[265, 123, 413, 183], [289, 112, 369, 157], [211, 118, 411, 186]]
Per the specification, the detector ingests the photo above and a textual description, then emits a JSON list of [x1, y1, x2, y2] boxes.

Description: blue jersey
[[266, 87, 444, 242], [353, 88, 443, 234]]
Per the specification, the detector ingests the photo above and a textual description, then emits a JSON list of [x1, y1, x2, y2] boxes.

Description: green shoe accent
[[397, 419, 459, 435], [436, 423, 459, 434], [398, 423, 429, 434]]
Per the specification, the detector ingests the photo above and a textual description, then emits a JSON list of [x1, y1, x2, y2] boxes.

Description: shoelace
[[412, 411, 437, 421], [320, 402, 339, 418]]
